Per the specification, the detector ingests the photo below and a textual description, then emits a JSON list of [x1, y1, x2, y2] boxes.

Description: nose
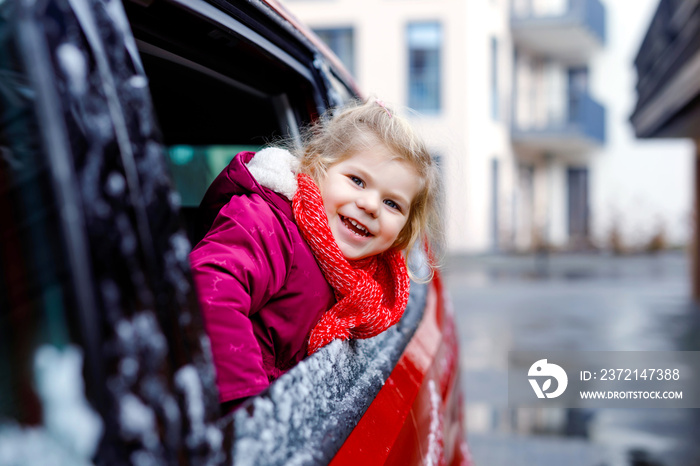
[[356, 191, 380, 218]]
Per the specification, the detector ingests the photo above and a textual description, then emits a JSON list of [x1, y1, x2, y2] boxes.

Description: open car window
[[124, 0, 320, 230], [139, 47, 303, 207]]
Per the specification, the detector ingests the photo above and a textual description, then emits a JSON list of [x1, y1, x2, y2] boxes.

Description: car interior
[[124, 0, 324, 245]]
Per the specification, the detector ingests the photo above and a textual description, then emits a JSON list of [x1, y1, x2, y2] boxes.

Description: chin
[[338, 245, 368, 261], [340, 250, 363, 261]]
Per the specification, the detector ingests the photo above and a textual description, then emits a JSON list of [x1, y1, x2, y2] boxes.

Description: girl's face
[[318, 144, 421, 260]]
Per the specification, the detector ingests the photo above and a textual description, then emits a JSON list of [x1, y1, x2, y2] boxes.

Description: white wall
[[463, 0, 514, 252], [590, 0, 695, 249]]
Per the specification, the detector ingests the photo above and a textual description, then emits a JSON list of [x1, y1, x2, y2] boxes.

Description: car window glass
[[166, 145, 261, 207], [327, 69, 355, 106]]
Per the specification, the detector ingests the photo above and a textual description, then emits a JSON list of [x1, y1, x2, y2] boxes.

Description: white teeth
[[349, 218, 368, 233], [342, 216, 370, 236]]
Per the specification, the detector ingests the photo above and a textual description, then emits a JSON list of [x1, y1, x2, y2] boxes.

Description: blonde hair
[[295, 98, 444, 280]]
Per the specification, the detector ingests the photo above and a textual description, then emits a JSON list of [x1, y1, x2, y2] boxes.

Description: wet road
[[445, 252, 700, 466]]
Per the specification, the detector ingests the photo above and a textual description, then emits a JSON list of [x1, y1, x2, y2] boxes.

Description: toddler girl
[[189, 99, 442, 411]]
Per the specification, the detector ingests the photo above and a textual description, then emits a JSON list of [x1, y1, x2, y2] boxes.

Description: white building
[[282, 0, 692, 253], [591, 0, 694, 250]]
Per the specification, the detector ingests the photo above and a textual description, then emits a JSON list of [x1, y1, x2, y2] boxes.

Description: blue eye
[[384, 199, 401, 211], [349, 175, 364, 187]]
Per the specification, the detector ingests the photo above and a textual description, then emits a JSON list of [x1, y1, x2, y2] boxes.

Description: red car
[[0, 0, 470, 463]]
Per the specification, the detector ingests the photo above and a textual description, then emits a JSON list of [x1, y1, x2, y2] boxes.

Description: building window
[[313, 28, 355, 76], [491, 157, 500, 250], [567, 167, 589, 240], [491, 37, 499, 121], [567, 67, 589, 123], [407, 22, 442, 113]]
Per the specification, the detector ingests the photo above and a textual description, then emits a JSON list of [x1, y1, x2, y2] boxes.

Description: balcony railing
[[511, 0, 606, 63], [512, 91, 606, 152], [630, 0, 700, 138]]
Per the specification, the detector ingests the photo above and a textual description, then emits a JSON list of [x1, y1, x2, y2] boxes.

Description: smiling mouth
[[340, 215, 372, 237]]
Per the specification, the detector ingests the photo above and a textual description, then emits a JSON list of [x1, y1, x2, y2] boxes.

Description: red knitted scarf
[[292, 173, 410, 354]]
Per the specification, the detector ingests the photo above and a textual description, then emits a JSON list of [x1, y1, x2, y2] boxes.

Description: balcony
[[512, 91, 606, 153], [511, 0, 606, 64], [630, 0, 700, 138]]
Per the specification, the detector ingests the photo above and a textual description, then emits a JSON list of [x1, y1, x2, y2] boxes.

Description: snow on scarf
[[292, 173, 410, 354]]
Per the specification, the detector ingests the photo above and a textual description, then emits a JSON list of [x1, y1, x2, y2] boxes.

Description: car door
[[1, 0, 228, 462]]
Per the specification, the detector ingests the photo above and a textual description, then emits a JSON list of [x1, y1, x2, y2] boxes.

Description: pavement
[[444, 251, 700, 466]]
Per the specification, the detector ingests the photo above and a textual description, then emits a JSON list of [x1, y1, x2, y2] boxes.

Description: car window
[[166, 145, 260, 207], [1, 0, 231, 460], [126, 0, 320, 219]]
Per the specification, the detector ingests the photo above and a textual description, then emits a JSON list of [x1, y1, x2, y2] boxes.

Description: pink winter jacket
[[189, 151, 335, 403]]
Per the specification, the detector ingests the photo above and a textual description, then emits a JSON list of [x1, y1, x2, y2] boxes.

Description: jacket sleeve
[[189, 194, 293, 402]]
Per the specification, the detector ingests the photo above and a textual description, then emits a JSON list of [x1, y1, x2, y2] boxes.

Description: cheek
[[386, 216, 409, 239], [319, 175, 343, 207], [322, 199, 335, 221], [318, 185, 335, 214], [390, 217, 411, 246]]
